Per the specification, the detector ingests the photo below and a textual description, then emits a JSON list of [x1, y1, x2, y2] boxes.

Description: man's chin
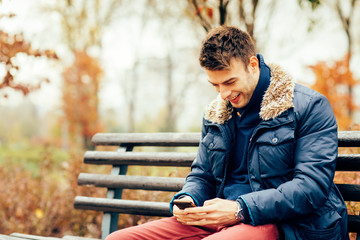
[[230, 102, 246, 109]]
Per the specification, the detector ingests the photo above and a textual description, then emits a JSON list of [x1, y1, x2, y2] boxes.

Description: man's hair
[[199, 26, 256, 71]]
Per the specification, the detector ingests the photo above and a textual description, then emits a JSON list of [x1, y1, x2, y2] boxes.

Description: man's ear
[[248, 56, 259, 72]]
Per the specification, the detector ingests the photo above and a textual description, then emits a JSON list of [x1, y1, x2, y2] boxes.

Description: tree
[[310, 55, 358, 129], [187, 0, 259, 36], [333, 0, 359, 60], [187, 0, 328, 49], [46, 0, 123, 51], [0, 30, 58, 98], [332, 0, 359, 119], [187, 0, 279, 46], [118, 0, 151, 133], [305, 0, 360, 119], [145, 0, 203, 132], [42, 0, 123, 147], [62, 51, 103, 149]]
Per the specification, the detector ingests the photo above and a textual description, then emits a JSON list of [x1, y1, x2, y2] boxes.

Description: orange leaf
[[206, 7, 213, 19]]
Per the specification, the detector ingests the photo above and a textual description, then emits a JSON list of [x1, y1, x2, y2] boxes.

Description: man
[[106, 26, 348, 240]]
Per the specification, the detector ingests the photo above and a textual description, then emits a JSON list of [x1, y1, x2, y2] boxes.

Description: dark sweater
[[223, 54, 271, 222]]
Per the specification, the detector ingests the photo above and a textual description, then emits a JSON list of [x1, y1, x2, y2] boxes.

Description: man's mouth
[[229, 94, 240, 103]]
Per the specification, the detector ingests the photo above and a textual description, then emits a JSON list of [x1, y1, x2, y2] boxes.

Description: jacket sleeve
[[240, 93, 338, 225], [171, 118, 217, 208]]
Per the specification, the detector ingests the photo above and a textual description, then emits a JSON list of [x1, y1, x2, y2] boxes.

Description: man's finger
[[183, 205, 215, 214]]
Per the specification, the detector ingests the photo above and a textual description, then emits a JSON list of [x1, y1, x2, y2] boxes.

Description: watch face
[[238, 208, 244, 221], [235, 204, 244, 221], [235, 200, 244, 222]]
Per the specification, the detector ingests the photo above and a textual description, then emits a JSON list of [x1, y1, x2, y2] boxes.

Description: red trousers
[[105, 217, 280, 240]]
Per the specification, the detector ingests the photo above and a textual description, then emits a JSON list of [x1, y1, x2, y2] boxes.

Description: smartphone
[[173, 198, 196, 210]]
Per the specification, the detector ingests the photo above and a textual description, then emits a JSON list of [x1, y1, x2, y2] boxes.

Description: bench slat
[[338, 131, 360, 147], [84, 152, 360, 170], [74, 196, 172, 217], [84, 152, 196, 166], [91, 131, 360, 147], [92, 133, 201, 147], [348, 215, 360, 234], [336, 154, 360, 171], [9, 233, 60, 240], [337, 184, 360, 201], [62, 236, 99, 240], [0, 235, 35, 240], [78, 173, 185, 192], [78, 173, 360, 202]]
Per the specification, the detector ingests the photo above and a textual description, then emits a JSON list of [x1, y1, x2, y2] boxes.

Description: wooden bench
[[74, 131, 360, 240]]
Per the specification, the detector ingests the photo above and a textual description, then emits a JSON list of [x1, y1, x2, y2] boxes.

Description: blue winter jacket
[[172, 64, 349, 240]]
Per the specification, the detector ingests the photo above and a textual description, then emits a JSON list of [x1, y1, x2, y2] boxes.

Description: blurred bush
[[0, 142, 107, 238]]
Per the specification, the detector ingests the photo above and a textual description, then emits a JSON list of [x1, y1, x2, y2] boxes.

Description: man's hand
[[173, 198, 239, 227], [173, 196, 195, 217]]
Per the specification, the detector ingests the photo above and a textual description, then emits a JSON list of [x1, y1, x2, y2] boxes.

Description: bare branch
[[219, 0, 230, 25], [190, 0, 212, 32], [239, 0, 257, 40]]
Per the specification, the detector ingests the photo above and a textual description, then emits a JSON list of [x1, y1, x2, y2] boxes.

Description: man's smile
[[229, 94, 240, 103]]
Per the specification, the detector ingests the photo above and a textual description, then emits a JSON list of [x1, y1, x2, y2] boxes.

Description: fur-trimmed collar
[[204, 63, 295, 124]]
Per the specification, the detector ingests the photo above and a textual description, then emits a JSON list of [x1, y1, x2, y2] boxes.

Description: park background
[[0, 0, 360, 239]]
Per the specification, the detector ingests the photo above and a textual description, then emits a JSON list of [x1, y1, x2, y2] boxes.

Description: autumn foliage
[[0, 30, 58, 98], [62, 51, 103, 149], [309, 54, 358, 130], [0, 145, 106, 237]]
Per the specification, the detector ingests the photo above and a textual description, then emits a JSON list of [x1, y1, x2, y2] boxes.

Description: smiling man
[[106, 26, 349, 240]]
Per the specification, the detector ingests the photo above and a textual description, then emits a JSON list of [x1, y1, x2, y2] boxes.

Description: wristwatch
[[235, 201, 244, 222]]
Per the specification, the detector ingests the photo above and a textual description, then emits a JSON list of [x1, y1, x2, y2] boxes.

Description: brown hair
[[199, 26, 256, 71]]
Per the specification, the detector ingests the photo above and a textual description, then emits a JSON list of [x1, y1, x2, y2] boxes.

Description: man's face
[[206, 58, 260, 109]]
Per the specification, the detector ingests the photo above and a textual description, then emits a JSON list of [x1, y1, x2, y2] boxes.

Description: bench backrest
[[74, 131, 360, 239]]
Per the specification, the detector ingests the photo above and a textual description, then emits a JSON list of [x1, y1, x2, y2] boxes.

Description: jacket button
[[209, 143, 214, 149], [272, 137, 278, 144]]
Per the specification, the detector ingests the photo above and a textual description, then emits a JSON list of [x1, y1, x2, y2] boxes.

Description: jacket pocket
[[200, 131, 226, 180], [294, 204, 343, 240], [256, 126, 295, 180], [201, 130, 226, 151], [297, 220, 341, 240]]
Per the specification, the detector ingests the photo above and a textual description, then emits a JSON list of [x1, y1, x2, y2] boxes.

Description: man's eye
[[224, 81, 234, 85]]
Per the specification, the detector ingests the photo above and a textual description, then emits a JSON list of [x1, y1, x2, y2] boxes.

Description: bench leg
[[101, 212, 119, 240], [101, 165, 128, 240], [101, 146, 132, 239]]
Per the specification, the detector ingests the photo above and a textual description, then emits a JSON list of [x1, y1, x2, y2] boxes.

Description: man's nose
[[219, 86, 231, 100]]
